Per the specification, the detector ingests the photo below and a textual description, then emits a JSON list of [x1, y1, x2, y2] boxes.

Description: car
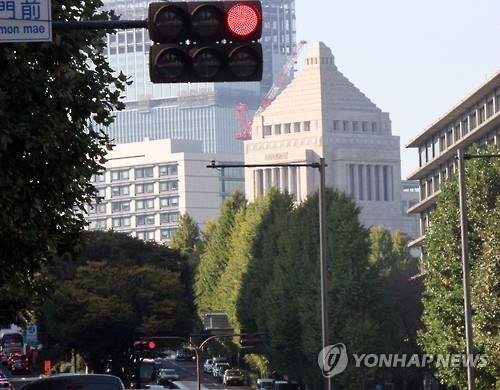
[[213, 362, 231, 381], [18, 374, 125, 389], [156, 368, 180, 385], [0, 379, 13, 390], [222, 368, 245, 386], [212, 362, 229, 378], [257, 378, 275, 389], [10, 359, 30, 374], [203, 358, 213, 373], [6, 352, 23, 368], [175, 348, 194, 361]]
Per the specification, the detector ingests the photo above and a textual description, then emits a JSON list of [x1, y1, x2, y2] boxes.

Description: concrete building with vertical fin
[[244, 42, 418, 237], [406, 71, 500, 249]]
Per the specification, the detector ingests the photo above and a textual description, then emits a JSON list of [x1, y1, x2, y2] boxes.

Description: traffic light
[[148, 1, 263, 83], [133, 339, 156, 357]]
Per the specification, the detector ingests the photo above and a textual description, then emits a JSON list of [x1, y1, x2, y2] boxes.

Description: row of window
[[90, 164, 178, 183], [419, 130, 499, 203], [88, 221, 178, 242], [333, 120, 378, 133], [263, 121, 311, 136], [110, 212, 179, 228], [97, 180, 179, 199], [88, 196, 179, 214], [419, 93, 499, 167]]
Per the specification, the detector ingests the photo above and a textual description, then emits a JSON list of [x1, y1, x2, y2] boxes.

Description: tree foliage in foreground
[[419, 145, 499, 389], [195, 188, 423, 388], [38, 231, 193, 378], [0, 0, 126, 320], [194, 190, 246, 318]]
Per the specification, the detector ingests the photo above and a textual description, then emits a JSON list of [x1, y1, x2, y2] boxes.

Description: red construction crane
[[235, 40, 308, 140]]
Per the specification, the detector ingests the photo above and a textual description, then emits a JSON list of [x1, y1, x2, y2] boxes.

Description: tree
[[369, 227, 424, 388], [194, 190, 246, 318], [38, 231, 193, 378], [418, 145, 499, 389], [170, 213, 204, 272], [0, 0, 126, 320]]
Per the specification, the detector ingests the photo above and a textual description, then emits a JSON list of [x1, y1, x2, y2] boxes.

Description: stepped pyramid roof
[[257, 41, 381, 121]]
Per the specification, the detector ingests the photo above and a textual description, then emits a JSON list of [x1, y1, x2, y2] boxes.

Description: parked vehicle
[[203, 358, 213, 373], [223, 369, 245, 385]]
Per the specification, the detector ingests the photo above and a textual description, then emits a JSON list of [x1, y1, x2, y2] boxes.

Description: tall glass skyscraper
[[102, 0, 296, 154]]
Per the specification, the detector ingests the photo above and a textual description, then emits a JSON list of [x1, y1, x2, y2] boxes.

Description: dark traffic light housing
[[133, 339, 156, 357], [148, 1, 263, 83]]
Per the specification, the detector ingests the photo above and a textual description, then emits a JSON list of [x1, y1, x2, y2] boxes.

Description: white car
[[203, 358, 213, 373], [213, 362, 231, 381]]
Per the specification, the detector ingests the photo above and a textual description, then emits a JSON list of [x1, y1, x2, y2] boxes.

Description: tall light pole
[[456, 150, 499, 390], [207, 159, 331, 390], [457, 149, 475, 390]]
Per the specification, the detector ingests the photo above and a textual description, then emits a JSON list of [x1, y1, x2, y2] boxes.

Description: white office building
[[406, 71, 500, 248], [86, 139, 244, 243], [244, 42, 419, 238]]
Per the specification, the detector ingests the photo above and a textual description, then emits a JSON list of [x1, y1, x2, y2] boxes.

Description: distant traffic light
[[148, 1, 263, 83], [133, 339, 156, 357]]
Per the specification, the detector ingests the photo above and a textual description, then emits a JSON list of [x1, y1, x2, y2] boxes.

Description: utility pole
[[318, 158, 332, 390], [457, 149, 475, 390], [207, 159, 331, 389]]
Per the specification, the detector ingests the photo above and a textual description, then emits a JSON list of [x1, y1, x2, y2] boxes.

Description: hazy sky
[[295, 0, 500, 177]]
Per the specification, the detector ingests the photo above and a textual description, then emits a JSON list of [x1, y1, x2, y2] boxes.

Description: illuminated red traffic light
[[148, 341, 156, 350], [148, 1, 262, 83], [226, 3, 261, 39]]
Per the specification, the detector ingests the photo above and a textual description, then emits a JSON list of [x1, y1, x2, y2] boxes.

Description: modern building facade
[[101, 0, 296, 153], [86, 139, 244, 243], [406, 71, 500, 247], [244, 42, 419, 238]]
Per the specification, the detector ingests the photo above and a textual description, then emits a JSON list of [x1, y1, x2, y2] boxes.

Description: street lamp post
[[456, 150, 500, 390], [457, 149, 475, 390], [207, 159, 331, 390]]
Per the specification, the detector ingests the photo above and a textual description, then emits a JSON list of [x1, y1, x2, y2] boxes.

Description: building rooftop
[[406, 70, 500, 148]]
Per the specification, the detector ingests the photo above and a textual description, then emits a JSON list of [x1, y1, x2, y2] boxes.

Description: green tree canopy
[[0, 0, 126, 320], [38, 231, 193, 377], [419, 145, 499, 389], [194, 190, 246, 318]]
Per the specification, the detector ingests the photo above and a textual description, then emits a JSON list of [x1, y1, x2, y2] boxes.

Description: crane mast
[[235, 40, 308, 140]]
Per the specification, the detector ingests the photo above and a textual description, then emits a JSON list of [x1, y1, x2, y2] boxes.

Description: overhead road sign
[[0, 0, 52, 42]]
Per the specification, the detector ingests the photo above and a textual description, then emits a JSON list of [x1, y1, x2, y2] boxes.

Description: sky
[[294, 0, 500, 177]]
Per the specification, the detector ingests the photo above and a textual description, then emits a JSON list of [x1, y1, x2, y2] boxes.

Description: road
[[0, 358, 252, 390], [154, 358, 251, 390], [0, 363, 41, 389]]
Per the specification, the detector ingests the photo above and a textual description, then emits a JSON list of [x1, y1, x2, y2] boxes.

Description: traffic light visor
[[226, 3, 261, 40]]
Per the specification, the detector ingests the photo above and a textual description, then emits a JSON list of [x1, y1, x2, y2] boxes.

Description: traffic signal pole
[[52, 20, 147, 30], [207, 160, 331, 389]]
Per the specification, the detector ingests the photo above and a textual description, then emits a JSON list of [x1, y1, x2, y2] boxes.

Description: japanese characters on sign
[[0, 0, 52, 42]]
